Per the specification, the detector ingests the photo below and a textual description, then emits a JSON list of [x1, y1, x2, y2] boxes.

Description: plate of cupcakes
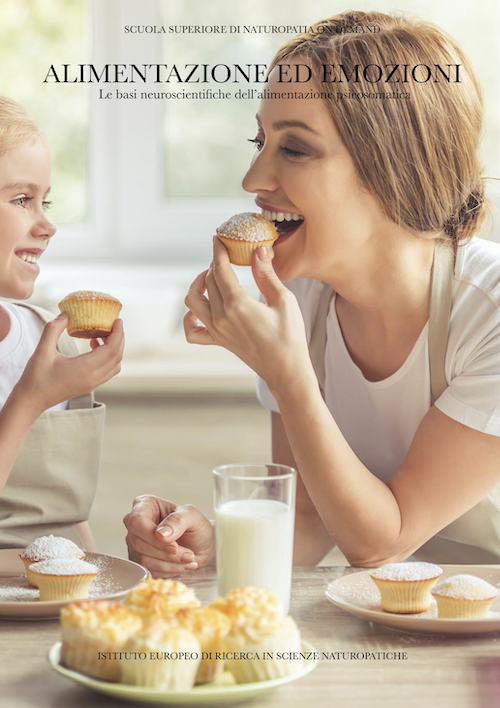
[[48, 582, 318, 704], [0, 535, 149, 620], [326, 562, 500, 635]]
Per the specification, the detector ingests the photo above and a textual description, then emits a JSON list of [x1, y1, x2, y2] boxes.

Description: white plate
[[0, 548, 149, 620], [326, 564, 500, 636], [48, 640, 318, 705]]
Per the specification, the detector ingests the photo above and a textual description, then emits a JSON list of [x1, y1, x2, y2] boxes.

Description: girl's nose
[[242, 147, 280, 195], [32, 214, 56, 240]]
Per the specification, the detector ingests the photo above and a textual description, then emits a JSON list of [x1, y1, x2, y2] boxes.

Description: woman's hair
[[269, 11, 485, 242], [0, 95, 44, 157]]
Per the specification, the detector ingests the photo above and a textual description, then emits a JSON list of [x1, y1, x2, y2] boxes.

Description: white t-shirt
[[0, 302, 68, 412], [257, 236, 500, 482]]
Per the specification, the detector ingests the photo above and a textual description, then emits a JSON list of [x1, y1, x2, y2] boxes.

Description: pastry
[[60, 600, 142, 681], [29, 558, 98, 601], [369, 562, 443, 614], [119, 622, 201, 690], [162, 606, 231, 684], [210, 587, 302, 683], [19, 535, 84, 587], [124, 578, 201, 624], [216, 212, 278, 266], [431, 574, 499, 618], [58, 290, 122, 338]]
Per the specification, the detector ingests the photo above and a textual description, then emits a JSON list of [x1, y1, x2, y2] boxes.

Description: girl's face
[[0, 141, 55, 299], [242, 61, 387, 282]]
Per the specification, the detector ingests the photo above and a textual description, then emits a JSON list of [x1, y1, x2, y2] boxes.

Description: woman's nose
[[242, 148, 280, 195]]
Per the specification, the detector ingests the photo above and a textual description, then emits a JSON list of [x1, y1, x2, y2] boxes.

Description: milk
[[216, 499, 295, 613]]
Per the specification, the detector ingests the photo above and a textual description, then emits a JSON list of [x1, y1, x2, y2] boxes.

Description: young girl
[[0, 96, 124, 550], [124, 11, 500, 574]]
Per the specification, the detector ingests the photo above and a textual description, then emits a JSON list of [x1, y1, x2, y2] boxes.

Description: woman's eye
[[247, 137, 264, 151], [42, 201, 52, 212], [280, 146, 307, 158]]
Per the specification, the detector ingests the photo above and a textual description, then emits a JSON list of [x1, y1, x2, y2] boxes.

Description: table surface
[[1, 566, 499, 708]]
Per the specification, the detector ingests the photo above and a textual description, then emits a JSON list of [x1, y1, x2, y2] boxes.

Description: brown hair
[[0, 95, 44, 157], [269, 11, 485, 242]]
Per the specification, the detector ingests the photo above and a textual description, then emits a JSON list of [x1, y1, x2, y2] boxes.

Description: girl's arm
[[0, 313, 124, 496], [271, 412, 335, 565]]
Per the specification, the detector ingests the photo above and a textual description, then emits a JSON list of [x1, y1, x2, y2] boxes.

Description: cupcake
[[58, 290, 122, 338], [60, 600, 143, 681], [19, 535, 84, 587], [124, 578, 201, 625], [210, 587, 302, 684], [216, 212, 278, 266], [162, 606, 231, 684], [119, 622, 201, 690], [29, 559, 98, 601], [369, 562, 443, 614], [431, 574, 499, 618]]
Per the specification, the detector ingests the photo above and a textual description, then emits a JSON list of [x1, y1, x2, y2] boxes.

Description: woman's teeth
[[261, 209, 304, 223]]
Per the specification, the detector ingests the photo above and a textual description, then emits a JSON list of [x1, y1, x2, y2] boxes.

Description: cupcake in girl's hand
[[60, 600, 142, 681], [210, 587, 302, 684], [58, 290, 122, 338], [124, 578, 201, 624], [369, 562, 443, 614], [216, 213, 278, 266], [19, 535, 84, 587]]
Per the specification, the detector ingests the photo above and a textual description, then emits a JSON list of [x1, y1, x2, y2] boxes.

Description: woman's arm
[[272, 412, 334, 565], [273, 378, 500, 566]]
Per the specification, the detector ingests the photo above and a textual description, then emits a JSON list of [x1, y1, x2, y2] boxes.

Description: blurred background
[[0, 0, 498, 562]]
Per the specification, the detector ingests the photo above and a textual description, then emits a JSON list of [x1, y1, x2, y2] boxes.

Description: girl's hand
[[123, 495, 215, 578], [14, 313, 124, 414], [184, 238, 315, 394]]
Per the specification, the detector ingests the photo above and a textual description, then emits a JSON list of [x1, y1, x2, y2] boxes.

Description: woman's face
[[242, 60, 387, 282], [0, 141, 55, 299]]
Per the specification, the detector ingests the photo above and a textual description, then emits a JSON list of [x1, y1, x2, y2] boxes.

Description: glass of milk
[[213, 464, 296, 614]]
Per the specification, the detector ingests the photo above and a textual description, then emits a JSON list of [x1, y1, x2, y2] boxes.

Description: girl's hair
[[269, 11, 485, 242], [0, 95, 44, 157]]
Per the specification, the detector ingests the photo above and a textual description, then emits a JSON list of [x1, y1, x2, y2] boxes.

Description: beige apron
[[309, 240, 500, 563], [0, 302, 105, 549]]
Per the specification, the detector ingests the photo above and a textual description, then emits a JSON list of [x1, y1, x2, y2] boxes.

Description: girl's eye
[[42, 201, 52, 212], [247, 137, 264, 151], [12, 196, 30, 207]]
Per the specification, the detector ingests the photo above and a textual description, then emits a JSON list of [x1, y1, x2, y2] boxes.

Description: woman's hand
[[14, 313, 124, 415], [123, 495, 215, 578], [184, 238, 315, 395]]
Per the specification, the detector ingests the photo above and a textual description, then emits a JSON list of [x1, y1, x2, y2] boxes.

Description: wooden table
[[1, 566, 499, 708]]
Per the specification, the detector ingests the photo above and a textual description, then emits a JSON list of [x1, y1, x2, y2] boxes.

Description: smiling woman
[[124, 10, 500, 577]]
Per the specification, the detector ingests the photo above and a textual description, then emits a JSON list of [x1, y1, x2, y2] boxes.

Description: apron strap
[[429, 240, 456, 404], [5, 301, 95, 409], [308, 239, 456, 403]]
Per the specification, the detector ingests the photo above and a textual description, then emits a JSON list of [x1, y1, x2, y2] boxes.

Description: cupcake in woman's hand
[[60, 600, 142, 681], [119, 622, 201, 690], [124, 578, 201, 625], [29, 559, 98, 601], [162, 606, 231, 684], [19, 535, 84, 587], [210, 587, 302, 683], [431, 574, 499, 618], [216, 213, 278, 266], [369, 562, 443, 614], [58, 290, 122, 338]]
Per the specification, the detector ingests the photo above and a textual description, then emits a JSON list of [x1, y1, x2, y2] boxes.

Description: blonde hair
[[269, 11, 485, 242], [0, 95, 44, 157]]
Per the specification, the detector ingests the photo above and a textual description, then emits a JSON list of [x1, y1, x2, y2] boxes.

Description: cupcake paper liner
[[217, 236, 275, 266], [371, 577, 440, 613]]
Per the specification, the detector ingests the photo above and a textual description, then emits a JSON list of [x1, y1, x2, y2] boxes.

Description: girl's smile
[[0, 141, 55, 299]]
